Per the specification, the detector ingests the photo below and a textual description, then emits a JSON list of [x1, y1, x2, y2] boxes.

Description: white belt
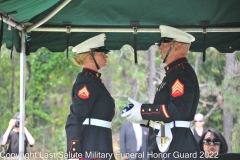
[[149, 120, 190, 153], [83, 118, 111, 128], [149, 120, 190, 130]]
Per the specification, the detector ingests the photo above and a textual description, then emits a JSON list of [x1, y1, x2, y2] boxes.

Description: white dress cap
[[72, 33, 107, 54], [160, 25, 195, 43]]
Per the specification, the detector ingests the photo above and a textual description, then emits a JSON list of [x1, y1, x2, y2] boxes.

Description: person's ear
[[174, 43, 182, 51], [87, 54, 93, 62]]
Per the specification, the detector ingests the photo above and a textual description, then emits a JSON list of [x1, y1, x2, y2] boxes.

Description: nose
[[209, 142, 215, 146]]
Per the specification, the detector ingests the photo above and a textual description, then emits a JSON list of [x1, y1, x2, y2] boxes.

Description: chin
[[101, 66, 106, 69]]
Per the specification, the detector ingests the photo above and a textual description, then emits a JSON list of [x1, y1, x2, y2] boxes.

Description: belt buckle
[[153, 121, 164, 130]]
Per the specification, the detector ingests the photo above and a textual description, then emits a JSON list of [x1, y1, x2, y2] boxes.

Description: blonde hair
[[72, 52, 90, 66]]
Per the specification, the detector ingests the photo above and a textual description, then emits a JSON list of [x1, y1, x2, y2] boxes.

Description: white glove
[[121, 97, 143, 122]]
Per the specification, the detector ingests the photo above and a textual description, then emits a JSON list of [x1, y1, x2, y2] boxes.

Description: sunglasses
[[194, 120, 203, 122], [156, 37, 174, 46], [203, 138, 221, 146]]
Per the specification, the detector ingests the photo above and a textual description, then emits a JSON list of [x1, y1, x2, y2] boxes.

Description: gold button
[[73, 148, 75, 151], [164, 74, 166, 77], [156, 109, 158, 111], [142, 109, 145, 112], [167, 66, 169, 70], [73, 142, 75, 145], [149, 108, 151, 111]]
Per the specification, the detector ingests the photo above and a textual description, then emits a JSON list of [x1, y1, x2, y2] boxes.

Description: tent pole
[[19, 31, 26, 160], [0, 15, 23, 31], [26, 0, 71, 33], [31, 27, 240, 33]]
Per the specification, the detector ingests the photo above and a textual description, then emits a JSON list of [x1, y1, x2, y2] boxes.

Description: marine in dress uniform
[[122, 26, 201, 160], [65, 34, 115, 160]]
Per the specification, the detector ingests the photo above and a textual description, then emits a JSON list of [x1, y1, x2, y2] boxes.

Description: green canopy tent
[[1, 0, 240, 159], [1, 0, 240, 53]]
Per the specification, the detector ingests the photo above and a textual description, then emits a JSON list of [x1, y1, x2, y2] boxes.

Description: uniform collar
[[83, 67, 102, 78], [164, 57, 188, 72]]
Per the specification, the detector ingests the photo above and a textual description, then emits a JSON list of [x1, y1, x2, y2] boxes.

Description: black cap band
[[91, 46, 109, 53], [156, 37, 174, 46]]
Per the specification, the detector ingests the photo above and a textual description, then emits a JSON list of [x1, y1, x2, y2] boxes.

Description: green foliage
[[102, 46, 150, 135], [188, 48, 240, 144], [236, 51, 240, 61], [188, 49, 225, 86], [222, 75, 240, 152], [233, 126, 240, 152], [24, 47, 81, 152], [206, 110, 223, 131], [0, 44, 21, 133], [1, 43, 240, 153]]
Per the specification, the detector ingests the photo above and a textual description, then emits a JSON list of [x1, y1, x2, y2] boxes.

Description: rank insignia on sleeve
[[78, 86, 90, 99], [171, 79, 184, 97]]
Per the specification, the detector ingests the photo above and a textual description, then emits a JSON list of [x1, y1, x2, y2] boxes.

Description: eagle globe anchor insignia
[[153, 121, 172, 153]]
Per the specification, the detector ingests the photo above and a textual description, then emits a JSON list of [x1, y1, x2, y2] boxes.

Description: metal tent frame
[[1, 1, 71, 159]]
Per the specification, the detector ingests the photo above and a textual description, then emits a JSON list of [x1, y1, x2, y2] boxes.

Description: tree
[[222, 51, 240, 152], [0, 44, 20, 133], [146, 45, 157, 103], [1, 42, 240, 156]]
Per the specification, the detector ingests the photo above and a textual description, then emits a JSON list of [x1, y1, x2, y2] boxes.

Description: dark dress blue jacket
[[65, 68, 115, 159], [141, 58, 201, 160]]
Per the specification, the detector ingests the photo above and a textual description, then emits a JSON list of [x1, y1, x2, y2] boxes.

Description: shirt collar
[[83, 67, 102, 78], [164, 57, 188, 72]]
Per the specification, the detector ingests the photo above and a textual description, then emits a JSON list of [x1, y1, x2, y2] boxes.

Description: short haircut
[[194, 113, 204, 120], [13, 112, 26, 120]]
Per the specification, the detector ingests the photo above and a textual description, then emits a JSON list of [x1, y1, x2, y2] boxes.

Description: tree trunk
[[146, 45, 157, 103], [194, 52, 201, 76], [223, 52, 236, 153], [102, 74, 114, 95]]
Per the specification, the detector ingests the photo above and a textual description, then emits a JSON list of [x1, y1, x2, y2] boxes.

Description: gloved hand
[[121, 97, 143, 122], [122, 103, 147, 124]]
